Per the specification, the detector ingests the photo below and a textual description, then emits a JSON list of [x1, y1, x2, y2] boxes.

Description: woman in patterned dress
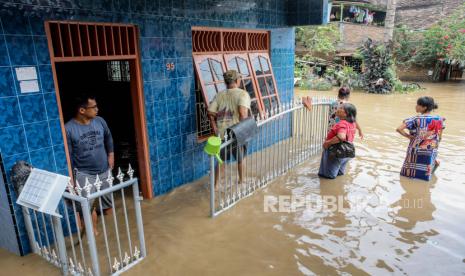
[[396, 96, 445, 181]]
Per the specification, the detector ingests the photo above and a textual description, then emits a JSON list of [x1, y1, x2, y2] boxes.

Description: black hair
[[417, 96, 438, 112], [338, 86, 351, 99], [73, 94, 95, 113], [342, 103, 357, 123], [225, 78, 236, 86]]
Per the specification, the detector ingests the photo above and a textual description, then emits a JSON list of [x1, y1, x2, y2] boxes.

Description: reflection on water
[[1, 82, 465, 275], [131, 81, 465, 275], [288, 82, 465, 275]]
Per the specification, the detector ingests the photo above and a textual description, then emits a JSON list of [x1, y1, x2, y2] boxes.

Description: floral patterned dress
[[401, 115, 445, 181], [328, 100, 346, 129]]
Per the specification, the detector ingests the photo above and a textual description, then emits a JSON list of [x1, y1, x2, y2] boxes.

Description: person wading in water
[[208, 70, 251, 187], [396, 96, 445, 181], [319, 103, 358, 179], [329, 86, 364, 139]]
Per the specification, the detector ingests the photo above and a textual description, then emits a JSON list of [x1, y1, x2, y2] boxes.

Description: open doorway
[[55, 60, 139, 177], [45, 21, 152, 198]]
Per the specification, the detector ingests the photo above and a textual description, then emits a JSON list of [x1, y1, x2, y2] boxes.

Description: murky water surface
[[2, 81, 465, 275]]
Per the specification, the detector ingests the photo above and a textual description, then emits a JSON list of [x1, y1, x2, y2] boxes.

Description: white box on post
[[16, 168, 70, 218]]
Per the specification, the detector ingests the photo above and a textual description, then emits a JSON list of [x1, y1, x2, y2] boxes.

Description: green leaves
[[295, 25, 341, 57], [359, 38, 395, 94], [393, 3, 465, 66]]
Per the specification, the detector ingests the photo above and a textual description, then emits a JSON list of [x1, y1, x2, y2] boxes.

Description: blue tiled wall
[[0, 158, 21, 255], [288, 0, 329, 26], [0, 0, 316, 255]]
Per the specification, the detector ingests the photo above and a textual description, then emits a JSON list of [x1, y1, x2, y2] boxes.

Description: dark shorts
[[220, 142, 247, 162], [73, 169, 113, 215]]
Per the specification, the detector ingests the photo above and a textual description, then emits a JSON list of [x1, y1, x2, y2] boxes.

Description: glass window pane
[[265, 76, 275, 95], [251, 57, 263, 75], [258, 77, 269, 96], [271, 96, 278, 109], [210, 59, 224, 81], [263, 98, 271, 111], [216, 82, 226, 92], [199, 59, 213, 83], [237, 57, 250, 77], [251, 100, 260, 116], [241, 79, 254, 97], [227, 58, 239, 71], [260, 56, 271, 74], [205, 85, 217, 104]]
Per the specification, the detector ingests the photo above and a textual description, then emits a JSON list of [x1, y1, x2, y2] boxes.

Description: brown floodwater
[[1, 81, 465, 275]]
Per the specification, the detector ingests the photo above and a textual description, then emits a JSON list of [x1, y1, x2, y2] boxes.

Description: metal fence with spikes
[[21, 164, 146, 276], [208, 97, 335, 217]]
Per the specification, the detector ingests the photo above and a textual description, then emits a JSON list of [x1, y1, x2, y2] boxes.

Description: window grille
[[192, 28, 268, 53], [107, 60, 130, 82], [342, 56, 362, 73], [224, 54, 263, 116], [192, 27, 279, 141], [195, 92, 213, 138], [249, 53, 280, 111], [46, 21, 137, 61]]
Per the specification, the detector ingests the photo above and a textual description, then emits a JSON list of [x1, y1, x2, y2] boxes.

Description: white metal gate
[[22, 165, 146, 276], [208, 97, 334, 217]]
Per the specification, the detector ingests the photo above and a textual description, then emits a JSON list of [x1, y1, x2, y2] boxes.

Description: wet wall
[[0, 0, 324, 255]]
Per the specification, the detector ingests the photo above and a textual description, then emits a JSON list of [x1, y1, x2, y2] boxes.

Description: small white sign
[[16, 168, 70, 217], [19, 80, 40, 93], [15, 66, 38, 81], [428, 70, 433, 76]]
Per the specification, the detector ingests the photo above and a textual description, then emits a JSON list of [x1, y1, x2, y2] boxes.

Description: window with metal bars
[[249, 53, 280, 112], [107, 60, 130, 82], [193, 54, 227, 105], [224, 54, 262, 116], [192, 27, 279, 141], [46, 22, 137, 61]]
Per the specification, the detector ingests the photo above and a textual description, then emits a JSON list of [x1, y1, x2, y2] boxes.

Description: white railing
[[21, 165, 146, 276], [208, 97, 335, 217]]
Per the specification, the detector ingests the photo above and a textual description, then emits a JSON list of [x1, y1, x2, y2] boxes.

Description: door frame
[[44, 21, 153, 199]]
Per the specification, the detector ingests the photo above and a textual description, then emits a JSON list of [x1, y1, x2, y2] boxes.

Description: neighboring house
[[344, 0, 464, 30], [395, 0, 464, 30], [323, 1, 386, 71], [299, 0, 464, 80], [0, 0, 329, 256], [296, 0, 386, 55]]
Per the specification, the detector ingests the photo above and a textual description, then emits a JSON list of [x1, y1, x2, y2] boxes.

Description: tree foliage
[[393, 3, 465, 66], [295, 25, 341, 57], [325, 66, 363, 89], [393, 25, 421, 66], [359, 39, 395, 94]]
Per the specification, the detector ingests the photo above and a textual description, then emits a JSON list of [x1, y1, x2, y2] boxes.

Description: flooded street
[[1, 81, 465, 275], [133, 81, 465, 275], [132, 81, 465, 275]]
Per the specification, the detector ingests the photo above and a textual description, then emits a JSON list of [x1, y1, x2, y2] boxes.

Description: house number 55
[[166, 62, 175, 71]]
